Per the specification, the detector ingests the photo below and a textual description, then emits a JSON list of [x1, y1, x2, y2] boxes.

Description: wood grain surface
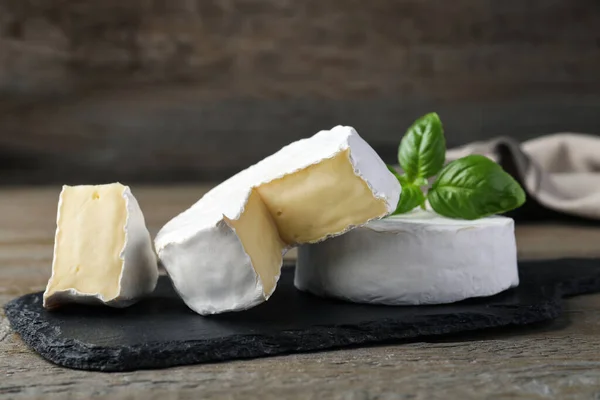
[[1, 0, 599, 183], [2, 186, 600, 399]]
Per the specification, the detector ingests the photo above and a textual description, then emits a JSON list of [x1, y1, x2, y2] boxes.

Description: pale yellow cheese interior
[[224, 190, 285, 296], [228, 149, 388, 295], [45, 184, 127, 305], [257, 149, 388, 244]]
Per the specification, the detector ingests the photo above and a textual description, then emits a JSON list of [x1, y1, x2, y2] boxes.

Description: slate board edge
[[4, 292, 561, 373], [558, 273, 600, 298]]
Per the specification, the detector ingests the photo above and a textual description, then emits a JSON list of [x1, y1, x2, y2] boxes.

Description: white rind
[[43, 185, 158, 308], [295, 210, 519, 305], [155, 126, 401, 315], [346, 131, 399, 211], [112, 187, 159, 306], [158, 221, 266, 315]]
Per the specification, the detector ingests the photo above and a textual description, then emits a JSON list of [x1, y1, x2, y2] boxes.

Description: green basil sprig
[[388, 113, 526, 220]]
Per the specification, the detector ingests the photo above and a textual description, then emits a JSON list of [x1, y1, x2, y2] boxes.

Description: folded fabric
[[446, 133, 600, 221]]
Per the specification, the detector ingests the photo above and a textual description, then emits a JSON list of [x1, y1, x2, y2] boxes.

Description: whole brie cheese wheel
[[295, 209, 519, 305], [155, 126, 401, 315], [43, 183, 158, 309]]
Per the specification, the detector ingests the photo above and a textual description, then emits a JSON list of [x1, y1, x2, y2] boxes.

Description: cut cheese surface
[[257, 149, 388, 244], [49, 184, 126, 300], [155, 126, 400, 315], [223, 190, 284, 296], [295, 209, 519, 305], [43, 183, 158, 309]]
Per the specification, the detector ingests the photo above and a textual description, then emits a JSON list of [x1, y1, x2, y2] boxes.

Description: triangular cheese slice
[[44, 183, 158, 309], [155, 126, 401, 315]]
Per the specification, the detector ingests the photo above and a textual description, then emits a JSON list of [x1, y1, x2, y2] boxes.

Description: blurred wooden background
[[0, 0, 599, 184]]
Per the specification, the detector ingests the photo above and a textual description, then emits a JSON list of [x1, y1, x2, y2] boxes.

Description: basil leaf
[[398, 112, 446, 182], [394, 183, 426, 214], [387, 165, 426, 214], [428, 155, 526, 220]]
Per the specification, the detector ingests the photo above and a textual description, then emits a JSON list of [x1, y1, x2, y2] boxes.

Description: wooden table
[[3, 186, 600, 399]]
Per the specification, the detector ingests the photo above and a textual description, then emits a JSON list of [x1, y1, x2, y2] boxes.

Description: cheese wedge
[[295, 209, 519, 305], [155, 126, 401, 315], [43, 183, 158, 309]]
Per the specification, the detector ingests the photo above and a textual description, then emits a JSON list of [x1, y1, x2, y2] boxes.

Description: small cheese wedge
[[295, 209, 519, 305], [155, 126, 401, 315], [43, 183, 158, 309]]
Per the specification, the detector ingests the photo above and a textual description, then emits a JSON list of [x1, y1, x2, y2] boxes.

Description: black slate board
[[6, 259, 600, 372]]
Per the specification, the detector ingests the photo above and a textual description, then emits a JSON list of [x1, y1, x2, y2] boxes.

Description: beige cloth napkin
[[445, 133, 600, 220]]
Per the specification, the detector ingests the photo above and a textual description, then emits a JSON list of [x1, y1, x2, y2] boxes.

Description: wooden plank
[[0, 0, 599, 183], [1, 0, 599, 100], [1, 91, 599, 183]]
